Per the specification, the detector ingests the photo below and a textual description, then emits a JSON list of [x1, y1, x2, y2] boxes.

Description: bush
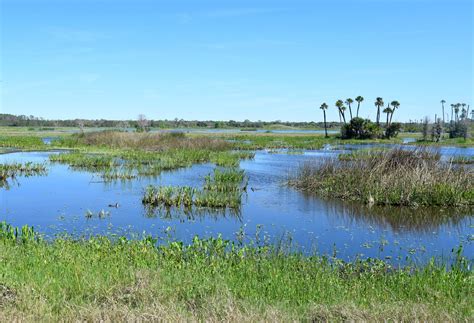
[[341, 117, 382, 139], [448, 122, 468, 139], [384, 122, 401, 139]]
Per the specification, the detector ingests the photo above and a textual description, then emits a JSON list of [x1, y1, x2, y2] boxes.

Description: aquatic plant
[[0, 162, 48, 181], [143, 168, 247, 209], [290, 148, 474, 207]]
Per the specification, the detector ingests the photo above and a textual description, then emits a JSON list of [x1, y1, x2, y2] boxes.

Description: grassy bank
[[0, 223, 472, 321], [290, 148, 474, 207]]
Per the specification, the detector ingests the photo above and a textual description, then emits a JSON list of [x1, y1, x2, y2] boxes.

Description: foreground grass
[[0, 223, 472, 321], [290, 148, 474, 207]]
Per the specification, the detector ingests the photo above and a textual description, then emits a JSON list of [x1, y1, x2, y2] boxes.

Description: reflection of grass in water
[[0, 222, 472, 321], [305, 196, 472, 234], [291, 148, 473, 207]]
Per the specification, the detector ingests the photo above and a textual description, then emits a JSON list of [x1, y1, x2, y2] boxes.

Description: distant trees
[[136, 114, 150, 132], [319, 96, 403, 140]]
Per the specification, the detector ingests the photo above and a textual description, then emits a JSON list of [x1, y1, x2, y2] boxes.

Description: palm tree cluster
[[319, 96, 401, 138]]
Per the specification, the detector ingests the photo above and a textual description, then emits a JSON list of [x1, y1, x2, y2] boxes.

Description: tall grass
[[55, 131, 231, 151], [0, 222, 472, 321], [290, 148, 474, 207], [143, 168, 246, 209], [0, 162, 48, 181]]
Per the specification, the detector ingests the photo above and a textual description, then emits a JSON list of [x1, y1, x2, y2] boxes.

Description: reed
[[290, 148, 474, 207], [0, 162, 48, 181]]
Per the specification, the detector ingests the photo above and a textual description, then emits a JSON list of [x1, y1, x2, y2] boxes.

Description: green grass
[[143, 168, 246, 210], [0, 136, 46, 150], [0, 222, 472, 321], [290, 148, 474, 207], [0, 162, 48, 181]]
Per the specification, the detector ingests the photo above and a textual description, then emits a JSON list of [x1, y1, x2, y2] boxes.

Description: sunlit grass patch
[[290, 148, 474, 207]]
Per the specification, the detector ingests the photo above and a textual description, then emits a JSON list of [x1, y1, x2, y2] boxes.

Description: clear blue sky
[[1, 0, 472, 122]]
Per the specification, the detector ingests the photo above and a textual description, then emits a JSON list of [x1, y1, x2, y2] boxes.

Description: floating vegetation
[[143, 168, 247, 210], [210, 151, 255, 167], [85, 209, 110, 219], [49, 153, 118, 170], [290, 148, 474, 207]]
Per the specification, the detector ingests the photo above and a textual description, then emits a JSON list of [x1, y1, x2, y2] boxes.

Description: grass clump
[[0, 222, 472, 321], [143, 168, 246, 209], [290, 148, 474, 207], [0, 162, 48, 181]]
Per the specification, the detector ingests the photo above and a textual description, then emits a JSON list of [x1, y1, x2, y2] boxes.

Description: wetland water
[[1, 146, 473, 264]]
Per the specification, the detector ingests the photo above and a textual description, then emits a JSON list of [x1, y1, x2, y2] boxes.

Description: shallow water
[[0, 147, 472, 264]]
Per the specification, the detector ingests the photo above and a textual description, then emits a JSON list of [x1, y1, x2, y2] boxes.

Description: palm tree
[[374, 97, 384, 125], [383, 104, 392, 126], [335, 100, 346, 124], [454, 103, 460, 121], [389, 100, 400, 125], [440, 100, 446, 123], [355, 96, 364, 118], [345, 98, 354, 120], [320, 103, 329, 138], [450, 104, 455, 122]]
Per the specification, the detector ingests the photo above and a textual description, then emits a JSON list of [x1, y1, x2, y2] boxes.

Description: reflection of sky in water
[[0, 147, 472, 265]]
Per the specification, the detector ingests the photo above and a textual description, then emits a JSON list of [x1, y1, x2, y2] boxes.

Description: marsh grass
[[143, 168, 246, 209], [0, 222, 472, 321], [0, 136, 46, 149], [55, 131, 231, 151], [0, 162, 48, 181], [290, 148, 474, 207], [49, 148, 253, 182]]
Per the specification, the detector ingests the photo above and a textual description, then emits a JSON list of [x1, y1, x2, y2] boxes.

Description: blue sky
[[1, 0, 472, 122]]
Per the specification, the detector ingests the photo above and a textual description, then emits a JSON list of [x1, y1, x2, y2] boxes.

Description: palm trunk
[[323, 110, 328, 138], [441, 104, 445, 124], [356, 103, 360, 118], [376, 106, 380, 125], [340, 110, 346, 124], [386, 113, 389, 127], [348, 104, 353, 120]]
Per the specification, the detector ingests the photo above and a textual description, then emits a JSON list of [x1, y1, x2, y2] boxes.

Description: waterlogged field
[[0, 131, 473, 320], [0, 145, 473, 264]]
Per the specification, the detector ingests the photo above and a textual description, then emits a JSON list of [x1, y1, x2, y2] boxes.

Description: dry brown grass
[[65, 131, 231, 151]]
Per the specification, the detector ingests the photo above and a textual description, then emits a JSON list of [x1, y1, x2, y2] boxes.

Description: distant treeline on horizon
[[0, 113, 456, 132]]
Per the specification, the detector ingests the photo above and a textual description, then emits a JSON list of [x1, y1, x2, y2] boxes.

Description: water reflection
[[316, 198, 472, 234], [144, 205, 242, 222]]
